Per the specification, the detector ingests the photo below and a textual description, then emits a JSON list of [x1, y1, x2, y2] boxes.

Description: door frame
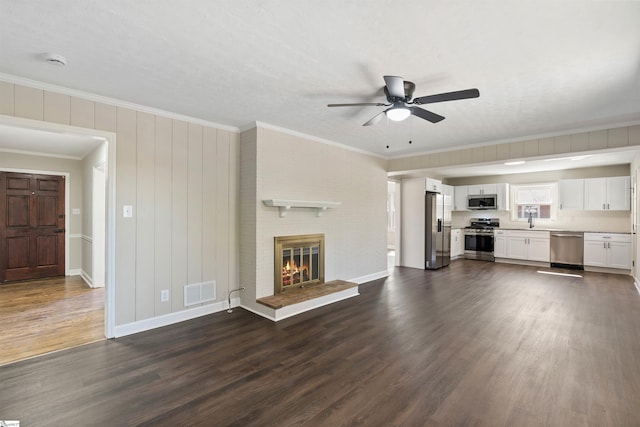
[[92, 163, 106, 287], [0, 115, 117, 338]]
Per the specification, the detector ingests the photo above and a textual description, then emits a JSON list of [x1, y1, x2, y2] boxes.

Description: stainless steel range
[[464, 218, 499, 261]]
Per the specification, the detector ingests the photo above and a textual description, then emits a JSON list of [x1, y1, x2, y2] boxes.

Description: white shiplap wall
[[0, 81, 239, 326]]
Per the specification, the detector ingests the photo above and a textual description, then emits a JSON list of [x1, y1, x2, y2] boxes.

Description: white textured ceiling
[[1, 1, 640, 160]]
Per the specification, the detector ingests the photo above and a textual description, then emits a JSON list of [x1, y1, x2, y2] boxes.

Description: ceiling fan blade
[[327, 102, 388, 107], [383, 76, 406, 99], [410, 107, 445, 123], [362, 110, 387, 126], [413, 88, 480, 105]]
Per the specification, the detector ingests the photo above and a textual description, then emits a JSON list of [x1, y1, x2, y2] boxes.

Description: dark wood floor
[[2, 260, 640, 426], [0, 276, 104, 366]]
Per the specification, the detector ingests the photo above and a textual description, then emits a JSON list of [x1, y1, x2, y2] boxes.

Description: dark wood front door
[[0, 172, 65, 282]]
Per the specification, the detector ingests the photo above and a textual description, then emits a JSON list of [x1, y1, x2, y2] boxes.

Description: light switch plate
[[123, 205, 133, 218], [160, 290, 170, 302]]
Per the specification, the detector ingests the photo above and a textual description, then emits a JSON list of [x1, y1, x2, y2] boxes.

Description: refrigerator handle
[[437, 218, 442, 232]]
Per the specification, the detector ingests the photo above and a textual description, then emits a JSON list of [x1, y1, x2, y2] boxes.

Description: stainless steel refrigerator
[[425, 190, 451, 269]]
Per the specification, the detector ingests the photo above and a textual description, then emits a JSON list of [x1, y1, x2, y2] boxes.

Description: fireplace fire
[[274, 234, 324, 293]]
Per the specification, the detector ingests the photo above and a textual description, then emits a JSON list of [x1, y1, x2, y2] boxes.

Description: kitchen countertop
[[492, 228, 632, 234]]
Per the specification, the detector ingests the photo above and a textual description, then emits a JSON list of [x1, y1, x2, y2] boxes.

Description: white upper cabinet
[[496, 183, 509, 211], [584, 176, 630, 211], [558, 179, 584, 210], [425, 178, 442, 193], [467, 184, 497, 195], [453, 185, 468, 211], [442, 184, 453, 221], [606, 176, 631, 211]]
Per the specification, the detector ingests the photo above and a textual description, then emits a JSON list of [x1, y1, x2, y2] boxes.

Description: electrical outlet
[[160, 290, 170, 302]]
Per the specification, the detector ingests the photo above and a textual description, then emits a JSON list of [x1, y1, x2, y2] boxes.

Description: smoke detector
[[43, 53, 67, 67]]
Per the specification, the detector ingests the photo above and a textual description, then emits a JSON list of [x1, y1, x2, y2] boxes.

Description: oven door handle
[[437, 218, 442, 232]]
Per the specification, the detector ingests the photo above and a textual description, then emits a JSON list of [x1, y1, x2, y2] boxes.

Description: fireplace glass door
[[274, 234, 324, 293]]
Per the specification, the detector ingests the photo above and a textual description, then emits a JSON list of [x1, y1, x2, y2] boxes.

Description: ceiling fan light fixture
[[386, 107, 410, 122]]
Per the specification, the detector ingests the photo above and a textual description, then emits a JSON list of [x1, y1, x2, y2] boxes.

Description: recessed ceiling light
[[504, 160, 525, 165], [43, 53, 67, 67]]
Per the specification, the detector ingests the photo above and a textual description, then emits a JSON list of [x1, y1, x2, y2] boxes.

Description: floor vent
[[184, 281, 216, 307]]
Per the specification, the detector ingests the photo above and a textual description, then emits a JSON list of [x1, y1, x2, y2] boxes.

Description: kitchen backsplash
[[452, 210, 632, 233]]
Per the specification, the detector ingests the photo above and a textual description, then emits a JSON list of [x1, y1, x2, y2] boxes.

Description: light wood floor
[[1, 261, 640, 426], [0, 275, 104, 366]]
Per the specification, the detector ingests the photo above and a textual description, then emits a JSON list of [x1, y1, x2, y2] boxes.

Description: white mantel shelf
[[263, 199, 341, 217]]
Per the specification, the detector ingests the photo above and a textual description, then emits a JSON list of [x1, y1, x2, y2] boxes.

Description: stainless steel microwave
[[467, 194, 497, 210]]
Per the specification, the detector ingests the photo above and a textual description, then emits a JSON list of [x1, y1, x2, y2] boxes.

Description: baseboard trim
[[351, 270, 388, 284], [68, 269, 81, 276], [113, 297, 241, 338], [584, 266, 631, 275], [495, 258, 550, 268], [633, 275, 640, 295], [80, 270, 93, 287]]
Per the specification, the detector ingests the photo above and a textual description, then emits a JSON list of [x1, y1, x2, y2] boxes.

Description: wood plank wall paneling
[[609, 127, 629, 148], [571, 132, 589, 151], [216, 130, 231, 293], [387, 124, 640, 173], [589, 130, 608, 150], [70, 96, 95, 129], [116, 107, 138, 324], [136, 112, 156, 320], [1, 82, 240, 328], [0, 81, 15, 115], [154, 116, 173, 316], [14, 85, 43, 120], [229, 132, 240, 290], [631, 125, 640, 145], [187, 123, 203, 290], [44, 91, 71, 125], [171, 120, 189, 312], [202, 127, 218, 285], [94, 102, 117, 132]]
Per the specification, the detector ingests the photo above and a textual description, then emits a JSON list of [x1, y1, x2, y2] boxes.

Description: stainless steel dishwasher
[[550, 231, 584, 269]]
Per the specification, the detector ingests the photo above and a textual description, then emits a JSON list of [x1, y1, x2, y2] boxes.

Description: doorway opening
[[0, 115, 116, 364], [387, 180, 401, 269]]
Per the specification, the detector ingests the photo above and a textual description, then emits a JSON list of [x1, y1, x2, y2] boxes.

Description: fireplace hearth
[[274, 234, 324, 294]]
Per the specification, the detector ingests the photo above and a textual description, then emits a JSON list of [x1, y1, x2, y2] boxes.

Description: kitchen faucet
[[528, 212, 534, 228]]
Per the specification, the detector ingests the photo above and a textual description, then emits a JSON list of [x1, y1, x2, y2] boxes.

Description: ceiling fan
[[327, 75, 480, 126]]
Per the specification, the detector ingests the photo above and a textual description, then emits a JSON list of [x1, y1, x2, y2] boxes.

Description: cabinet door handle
[[603, 203, 606, 210], [604, 242, 607, 249], [607, 203, 610, 210]]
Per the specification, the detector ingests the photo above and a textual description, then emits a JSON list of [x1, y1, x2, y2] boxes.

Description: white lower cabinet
[[583, 233, 631, 269], [493, 230, 507, 258], [505, 230, 550, 262], [451, 229, 464, 258]]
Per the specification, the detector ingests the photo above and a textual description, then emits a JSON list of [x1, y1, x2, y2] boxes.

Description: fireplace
[[274, 234, 324, 293]]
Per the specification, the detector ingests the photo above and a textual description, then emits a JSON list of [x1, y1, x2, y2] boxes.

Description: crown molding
[[241, 121, 385, 159], [0, 73, 240, 133]]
